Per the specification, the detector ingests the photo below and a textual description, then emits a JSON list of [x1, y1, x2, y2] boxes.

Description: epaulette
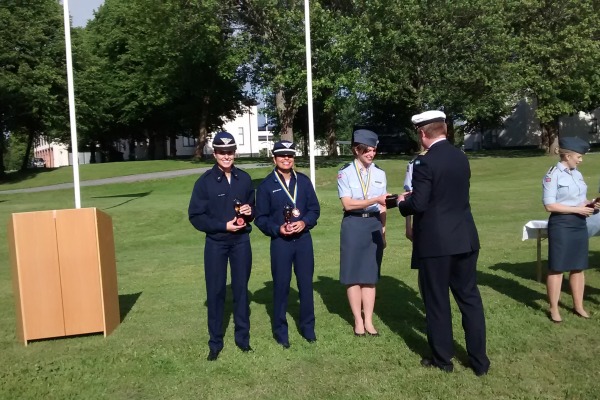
[[339, 162, 352, 171], [546, 166, 556, 175], [372, 163, 383, 170]]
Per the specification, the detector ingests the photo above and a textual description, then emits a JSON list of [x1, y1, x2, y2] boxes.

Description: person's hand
[[382, 234, 387, 250], [374, 194, 388, 206], [576, 206, 595, 217], [288, 220, 306, 233], [239, 204, 252, 215], [405, 226, 413, 241], [279, 223, 293, 236], [226, 216, 245, 231]]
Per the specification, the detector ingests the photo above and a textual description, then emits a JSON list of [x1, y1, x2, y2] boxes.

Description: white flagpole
[[304, 0, 316, 189], [62, 0, 82, 208]]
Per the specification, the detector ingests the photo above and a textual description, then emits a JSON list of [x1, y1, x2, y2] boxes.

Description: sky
[[67, 0, 105, 27]]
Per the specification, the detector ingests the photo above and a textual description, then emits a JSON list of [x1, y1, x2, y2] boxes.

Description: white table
[[522, 213, 600, 282]]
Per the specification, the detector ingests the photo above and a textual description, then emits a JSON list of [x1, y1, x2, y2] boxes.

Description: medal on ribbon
[[353, 160, 371, 200], [274, 169, 300, 218]]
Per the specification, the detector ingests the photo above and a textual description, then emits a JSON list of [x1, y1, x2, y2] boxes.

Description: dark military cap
[[411, 110, 446, 128], [272, 140, 296, 156], [559, 136, 589, 154], [212, 131, 237, 150], [352, 129, 379, 147]]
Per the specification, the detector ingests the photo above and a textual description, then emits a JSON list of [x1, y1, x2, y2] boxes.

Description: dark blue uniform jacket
[[188, 164, 255, 241], [255, 170, 320, 239]]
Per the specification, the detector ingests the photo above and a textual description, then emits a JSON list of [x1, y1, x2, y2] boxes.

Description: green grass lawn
[[1, 152, 600, 399]]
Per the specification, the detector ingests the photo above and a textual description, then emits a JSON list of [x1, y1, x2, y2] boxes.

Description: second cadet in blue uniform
[[188, 132, 255, 361], [542, 136, 598, 323], [337, 129, 388, 337], [255, 140, 321, 348]]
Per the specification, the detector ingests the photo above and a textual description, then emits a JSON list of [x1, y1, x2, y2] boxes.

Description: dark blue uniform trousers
[[270, 234, 315, 343], [419, 250, 490, 374], [204, 237, 251, 352]]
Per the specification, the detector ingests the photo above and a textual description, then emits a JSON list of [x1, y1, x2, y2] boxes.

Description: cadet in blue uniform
[[398, 111, 490, 376], [255, 141, 321, 348], [337, 129, 388, 337], [542, 136, 597, 323], [188, 132, 255, 361]]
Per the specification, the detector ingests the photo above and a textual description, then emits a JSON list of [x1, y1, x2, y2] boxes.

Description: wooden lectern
[[7, 208, 120, 345]]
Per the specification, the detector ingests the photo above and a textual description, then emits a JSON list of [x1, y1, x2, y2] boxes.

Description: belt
[[344, 211, 380, 218]]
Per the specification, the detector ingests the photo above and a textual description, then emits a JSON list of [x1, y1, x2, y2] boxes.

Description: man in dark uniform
[[188, 131, 255, 361], [255, 140, 320, 348], [397, 111, 490, 376]]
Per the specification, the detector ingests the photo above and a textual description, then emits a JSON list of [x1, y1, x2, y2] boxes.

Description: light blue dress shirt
[[338, 161, 387, 212], [542, 162, 587, 206]]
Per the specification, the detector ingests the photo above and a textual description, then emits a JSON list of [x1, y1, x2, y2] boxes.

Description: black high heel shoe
[[354, 330, 366, 337], [366, 330, 380, 337]]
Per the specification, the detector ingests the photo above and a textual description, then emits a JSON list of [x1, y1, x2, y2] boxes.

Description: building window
[[258, 135, 270, 142], [238, 127, 244, 145], [183, 136, 196, 147]]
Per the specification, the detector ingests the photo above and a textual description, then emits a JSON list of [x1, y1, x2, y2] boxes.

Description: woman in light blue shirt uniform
[[542, 136, 598, 323], [337, 129, 388, 337]]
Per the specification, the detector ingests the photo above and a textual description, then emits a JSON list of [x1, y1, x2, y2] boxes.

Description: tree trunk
[[276, 89, 297, 142], [325, 109, 338, 157], [169, 135, 177, 158], [90, 142, 97, 163], [541, 118, 559, 155], [20, 131, 34, 171], [0, 133, 5, 176], [194, 96, 210, 159], [129, 137, 137, 161]]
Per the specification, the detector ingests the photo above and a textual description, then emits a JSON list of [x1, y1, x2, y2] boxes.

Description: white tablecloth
[[522, 213, 600, 240]]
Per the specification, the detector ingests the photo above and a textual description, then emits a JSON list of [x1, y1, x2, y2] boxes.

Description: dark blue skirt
[[339, 214, 384, 285], [548, 213, 589, 272]]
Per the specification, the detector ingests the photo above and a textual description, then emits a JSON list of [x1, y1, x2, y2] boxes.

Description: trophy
[[283, 204, 294, 232], [233, 198, 248, 225], [385, 194, 399, 208], [586, 197, 600, 215]]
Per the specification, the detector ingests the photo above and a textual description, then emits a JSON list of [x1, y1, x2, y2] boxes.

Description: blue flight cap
[[559, 136, 589, 154], [272, 140, 296, 156], [352, 129, 379, 147], [212, 131, 237, 150]]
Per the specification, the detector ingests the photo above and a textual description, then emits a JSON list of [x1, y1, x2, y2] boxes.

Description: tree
[[0, 0, 68, 172], [513, 0, 600, 153]]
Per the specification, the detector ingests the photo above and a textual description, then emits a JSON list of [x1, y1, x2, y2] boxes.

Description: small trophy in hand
[[233, 198, 247, 226], [385, 194, 399, 208], [586, 197, 600, 215], [283, 204, 294, 232]]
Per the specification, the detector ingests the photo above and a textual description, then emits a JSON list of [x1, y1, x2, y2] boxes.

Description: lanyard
[[274, 168, 298, 206], [353, 160, 370, 199]]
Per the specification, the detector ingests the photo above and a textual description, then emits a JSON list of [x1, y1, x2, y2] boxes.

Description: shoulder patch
[[339, 162, 352, 172]]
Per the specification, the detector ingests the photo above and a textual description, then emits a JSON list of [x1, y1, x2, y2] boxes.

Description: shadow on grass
[[92, 192, 152, 209], [376, 275, 432, 359], [252, 281, 302, 339], [119, 292, 142, 322], [489, 261, 600, 306], [1, 168, 54, 184]]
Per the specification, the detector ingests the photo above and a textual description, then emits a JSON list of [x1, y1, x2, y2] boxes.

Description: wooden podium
[[7, 208, 120, 345]]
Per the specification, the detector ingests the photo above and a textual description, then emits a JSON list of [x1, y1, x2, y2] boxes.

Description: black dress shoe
[[305, 337, 317, 343], [278, 341, 290, 349], [474, 369, 488, 377], [207, 349, 220, 361], [420, 358, 453, 373], [237, 344, 253, 352]]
